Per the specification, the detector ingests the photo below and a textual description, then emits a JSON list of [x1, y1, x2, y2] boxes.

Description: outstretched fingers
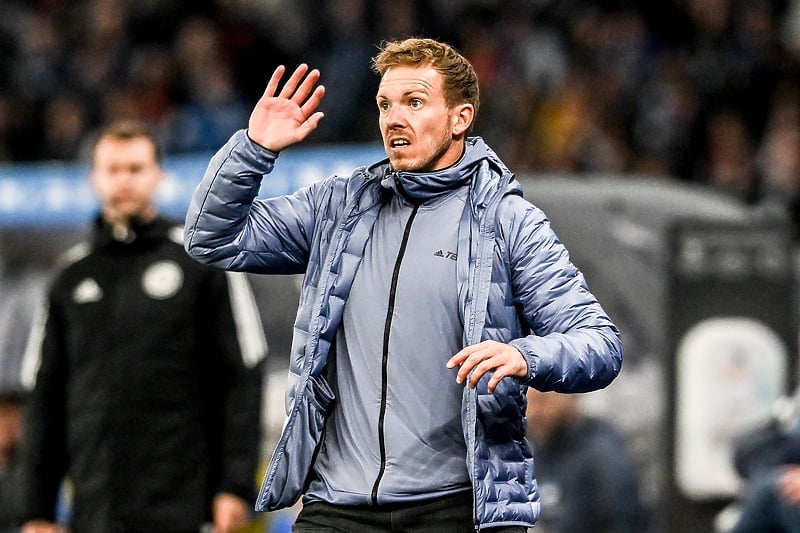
[[264, 64, 324, 120], [278, 63, 311, 100], [248, 63, 326, 152], [263, 65, 287, 100], [292, 67, 322, 104], [297, 111, 326, 139], [301, 85, 326, 120]]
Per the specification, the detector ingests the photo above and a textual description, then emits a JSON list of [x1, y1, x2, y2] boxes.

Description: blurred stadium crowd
[[0, 0, 799, 212]]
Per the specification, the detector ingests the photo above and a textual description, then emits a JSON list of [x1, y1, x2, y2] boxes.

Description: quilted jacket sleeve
[[184, 129, 321, 275], [502, 196, 623, 393]]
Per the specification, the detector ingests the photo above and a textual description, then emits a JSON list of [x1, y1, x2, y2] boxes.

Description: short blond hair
[[371, 38, 480, 119]]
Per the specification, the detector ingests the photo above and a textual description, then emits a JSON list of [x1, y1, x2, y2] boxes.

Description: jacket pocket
[[256, 374, 335, 511]]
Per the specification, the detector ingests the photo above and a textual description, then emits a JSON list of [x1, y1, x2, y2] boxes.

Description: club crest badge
[[142, 260, 183, 300], [73, 277, 103, 303]]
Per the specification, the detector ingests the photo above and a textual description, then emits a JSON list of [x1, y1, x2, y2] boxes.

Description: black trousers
[[292, 490, 528, 532]]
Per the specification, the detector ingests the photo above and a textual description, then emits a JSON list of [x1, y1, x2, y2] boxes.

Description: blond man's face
[[376, 64, 473, 172]]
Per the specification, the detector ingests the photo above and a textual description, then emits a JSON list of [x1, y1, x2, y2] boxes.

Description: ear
[[451, 103, 475, 137]]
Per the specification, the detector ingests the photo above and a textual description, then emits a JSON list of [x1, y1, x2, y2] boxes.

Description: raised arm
[[184, 65, 328, 273]]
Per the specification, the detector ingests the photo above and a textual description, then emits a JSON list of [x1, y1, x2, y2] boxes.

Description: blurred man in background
[[726, 386, 800, 533], [526, 388, 649, 533], [17, 120, 267, 533]]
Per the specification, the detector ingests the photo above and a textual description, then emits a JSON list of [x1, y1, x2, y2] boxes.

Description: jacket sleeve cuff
[[244, 129, 280, 160], [510, 338, 536, 384], [220, 129, 279, 176]]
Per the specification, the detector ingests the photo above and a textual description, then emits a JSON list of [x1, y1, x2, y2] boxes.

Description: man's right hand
[[247, 64, 326, 153]]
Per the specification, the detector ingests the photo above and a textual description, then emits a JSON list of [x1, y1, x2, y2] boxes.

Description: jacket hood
[[374, 136, 522, 204]]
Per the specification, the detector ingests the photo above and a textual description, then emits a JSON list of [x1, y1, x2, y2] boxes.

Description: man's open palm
[[248, 64, 325, 152]]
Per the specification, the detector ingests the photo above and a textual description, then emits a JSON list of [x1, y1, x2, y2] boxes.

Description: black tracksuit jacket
[[19, 216, 265, 533]]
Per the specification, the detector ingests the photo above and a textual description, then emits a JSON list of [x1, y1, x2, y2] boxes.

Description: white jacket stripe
[[226, 271, 268, 368]]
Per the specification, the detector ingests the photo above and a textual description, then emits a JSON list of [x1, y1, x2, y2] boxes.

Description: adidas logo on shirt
[[434, 250, 457, 261]]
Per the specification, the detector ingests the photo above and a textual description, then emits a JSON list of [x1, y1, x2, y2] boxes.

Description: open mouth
[[389, 139, 410, 148]]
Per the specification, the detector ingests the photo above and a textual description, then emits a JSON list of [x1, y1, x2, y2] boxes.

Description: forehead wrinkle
[[378, 69, 438, 97], [378, 83, 433, 101]]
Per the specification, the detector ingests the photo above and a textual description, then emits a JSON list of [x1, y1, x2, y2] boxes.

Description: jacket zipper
[[371, 203, 419, 505]]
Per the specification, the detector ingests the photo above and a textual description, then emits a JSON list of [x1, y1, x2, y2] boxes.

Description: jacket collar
[[363, 136, 523, 212], [92, 215, 171, 250], [372, 137, 490, 204]]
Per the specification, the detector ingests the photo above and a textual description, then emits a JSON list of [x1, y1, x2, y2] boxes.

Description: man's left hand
[[447, 340, 528, 393]]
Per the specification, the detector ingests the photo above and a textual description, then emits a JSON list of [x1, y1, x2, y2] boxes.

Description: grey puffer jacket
[[185, 130, 623, 530]]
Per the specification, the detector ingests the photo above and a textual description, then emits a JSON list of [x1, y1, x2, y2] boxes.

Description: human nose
[[384, 103, 406, 127], [110, 170, 131, 184]]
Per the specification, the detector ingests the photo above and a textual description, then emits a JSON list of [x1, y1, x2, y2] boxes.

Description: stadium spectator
[[0, 0, 795, 218], [526, 387, 649, 533]]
